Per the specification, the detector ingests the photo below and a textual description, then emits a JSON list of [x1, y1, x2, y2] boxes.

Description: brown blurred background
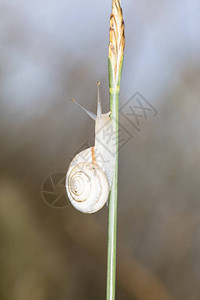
[[0, 1, 200, 299]]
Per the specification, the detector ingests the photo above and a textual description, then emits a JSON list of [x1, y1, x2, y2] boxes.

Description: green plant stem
[[106, 88, 119, 300], [106, 1, 124, 297]]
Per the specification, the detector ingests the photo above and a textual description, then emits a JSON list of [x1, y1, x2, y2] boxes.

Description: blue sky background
[[1, 0, 200, 117]]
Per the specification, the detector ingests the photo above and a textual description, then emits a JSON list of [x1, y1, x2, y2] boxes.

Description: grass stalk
[[106, 1, 125, 299]]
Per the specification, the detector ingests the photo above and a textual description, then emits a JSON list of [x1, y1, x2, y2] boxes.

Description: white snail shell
[[66, 149, 109, 213], [66, 82, 115, 214]]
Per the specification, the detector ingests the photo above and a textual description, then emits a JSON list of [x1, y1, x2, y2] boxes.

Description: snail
[[66, 81, 115, 214]]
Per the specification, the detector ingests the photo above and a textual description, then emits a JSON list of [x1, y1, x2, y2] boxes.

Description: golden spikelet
[[109, 0, 125, 83]]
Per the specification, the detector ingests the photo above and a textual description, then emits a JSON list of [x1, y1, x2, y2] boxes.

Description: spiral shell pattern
[[66, 162, 109, 214]]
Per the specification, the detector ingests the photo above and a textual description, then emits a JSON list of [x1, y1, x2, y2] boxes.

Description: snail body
[[66, 82, 115, 214]]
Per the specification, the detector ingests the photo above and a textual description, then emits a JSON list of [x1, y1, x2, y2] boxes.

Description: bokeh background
[[1, 1, 200, 299]]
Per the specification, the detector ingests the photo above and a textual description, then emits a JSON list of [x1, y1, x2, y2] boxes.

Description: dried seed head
[[109, 0, 125, 83]]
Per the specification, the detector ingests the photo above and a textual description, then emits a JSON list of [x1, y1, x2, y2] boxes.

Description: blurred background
[[0, 0, 200, 299]]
